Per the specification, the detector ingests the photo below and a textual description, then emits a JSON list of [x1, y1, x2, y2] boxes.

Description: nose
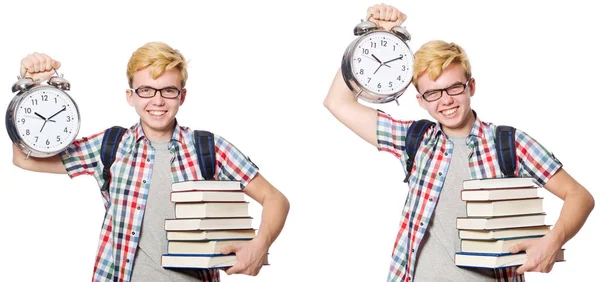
[[150, 90, 166, 105], [438, 89, 454, 104]]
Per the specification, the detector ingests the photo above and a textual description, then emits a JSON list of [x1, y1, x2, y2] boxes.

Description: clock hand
[[374, 64, 383, 75], [47, 106, 66, 121], [371, 54, 391, 68], [26, 115, 56, 122], [34, 112, 48, 120], [383, 56, 404, 64]]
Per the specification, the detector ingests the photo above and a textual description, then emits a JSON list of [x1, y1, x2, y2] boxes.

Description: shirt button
[[126, 259, 130, 263], [444, 152, 448, 156], [137, 206, 141, 210], [428, 198, 433, 202], [146, 158, 150, 162], [419, 222, 424, 226], [132, 231, 136, 235], [438, 172, 442, 176], [143, 180, 146, 183]]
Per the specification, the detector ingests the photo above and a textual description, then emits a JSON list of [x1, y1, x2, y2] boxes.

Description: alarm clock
[[6, 71, 81, 159], [341, 19, 414, 104]]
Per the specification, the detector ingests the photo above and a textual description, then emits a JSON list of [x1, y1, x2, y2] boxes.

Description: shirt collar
[[133, 119, 185, 145]]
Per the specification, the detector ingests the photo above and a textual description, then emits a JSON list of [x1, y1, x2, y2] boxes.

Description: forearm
[[254, 190, 290, 248], [323, 69, 357, 111], [548, 187, 594, 246], [12, 144, 67, 174]]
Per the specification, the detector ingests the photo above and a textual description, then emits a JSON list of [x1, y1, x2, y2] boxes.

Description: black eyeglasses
[[132, 86, 182, 99], [421, 80, 470, 102]]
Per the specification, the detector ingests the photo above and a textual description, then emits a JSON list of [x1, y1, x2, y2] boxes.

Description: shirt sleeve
[[376, 110, 412, 165], [213, 134, 259, 189], [59, 131, 105, 179], [514, 129, 563, 186]]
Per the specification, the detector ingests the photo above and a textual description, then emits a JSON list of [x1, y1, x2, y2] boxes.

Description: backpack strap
[[100, 126, 127, 192], [495, 125, 517, 178], [404, 119, 435, 183], [194, 130, 216, 180]]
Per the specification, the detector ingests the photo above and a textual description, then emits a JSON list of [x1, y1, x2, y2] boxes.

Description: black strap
[[495, 125, 517, 177], [194, 130, 216, 180], [100, 126, 127, 192], [404, 119, 435, 183]]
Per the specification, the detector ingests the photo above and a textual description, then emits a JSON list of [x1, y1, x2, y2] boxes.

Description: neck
[[141, 121, 175, 142]]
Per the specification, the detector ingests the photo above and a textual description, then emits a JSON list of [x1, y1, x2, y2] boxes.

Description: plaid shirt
[[377, 110, 562, 282], [60, 121, 258, 282]]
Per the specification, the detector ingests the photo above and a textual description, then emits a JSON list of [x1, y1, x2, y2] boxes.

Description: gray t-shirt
[[130, 140, 204, 281], [413, 135, 495, 281]]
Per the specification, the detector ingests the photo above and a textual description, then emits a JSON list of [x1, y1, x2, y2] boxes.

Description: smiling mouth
[[148, 110, 166, 117], [440, 107, 458, 116]]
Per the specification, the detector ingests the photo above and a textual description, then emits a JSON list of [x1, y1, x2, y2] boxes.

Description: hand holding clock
[[366, 4, 407, 31], [20, 52, 61, 82]]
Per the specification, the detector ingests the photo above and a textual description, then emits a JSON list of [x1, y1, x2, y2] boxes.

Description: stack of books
[[161, 180, 257, 269], [454, 177, 565, 268]]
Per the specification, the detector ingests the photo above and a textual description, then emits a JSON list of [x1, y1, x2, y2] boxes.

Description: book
[[172, 180, 242, 192], [462, 177, 539, 190], [458, 226, 551, 240], [162, 254, 238, 269], [171, 191, 245, 203], [175, 202, 250, 219], [456, 213, 546, 230], [466, 198, 544, 217], [165, 217, 253, 231], [455, 249, 565, 269], [168, 239, 252, 255], [166, 229, 256, 241], [461, 187, 538, 201], [460, 237, 543, 254], [161, 253, 269, 269]]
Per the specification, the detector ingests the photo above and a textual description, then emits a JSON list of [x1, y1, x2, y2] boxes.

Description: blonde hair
[[126, 42, 188, 88], [412, 40, 471, 91]]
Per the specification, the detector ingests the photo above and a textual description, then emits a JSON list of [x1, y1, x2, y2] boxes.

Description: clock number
[[393, 45, 396, 51], [26, 129, 30, 135], [397, 75, 402, 81], [64, 127, 68, 133], [67, 116, 71, 122], [363, 49, 369, 55], [25, 108, 32, 114], [357, 58, 362, 63], [370, 42, 377, 48], [54, 97, 58, 104], [381, 40, 388, 47], [20, 118, 25, 124], [56, 136, 61, 142], [367, 77, 372, 83], [35, 136, 39, 142], [32, 99, 38, 106], [377, 83, 382, 89], [389, 82, 393, 87], [359, 69, 364, 75], [46, 139, 50, 145], [41, 95, 48, 101], [402, 65, 406, 71]]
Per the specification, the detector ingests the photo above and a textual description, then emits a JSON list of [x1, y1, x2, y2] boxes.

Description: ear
[[126, 89, 134, 106], [416, 94, 427, 110], [179, 88, 187, 106], [468, 78, 476, 97]]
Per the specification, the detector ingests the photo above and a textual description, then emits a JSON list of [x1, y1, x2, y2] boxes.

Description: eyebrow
[[136, 85, 180, 89], [423, 81, 464, 93]]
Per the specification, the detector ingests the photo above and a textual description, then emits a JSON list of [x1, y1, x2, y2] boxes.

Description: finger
[[385, 6, 394, 21], [20, 55, 35, 77], [509, 242, 529, 254], [225, 262, 245, 275], [517, 259, 535, 275], [30, 52, 45, 73], [398, 11, 407, 24], [38, 53, 55, 73], [220, 243, 240, 255]]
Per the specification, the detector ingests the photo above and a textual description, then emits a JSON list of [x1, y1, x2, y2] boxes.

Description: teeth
[[442, 108, 457, 115], [149, 111, 165, 116]]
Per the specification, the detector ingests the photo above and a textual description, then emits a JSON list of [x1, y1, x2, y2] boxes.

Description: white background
[[0, 0, 597, 281]]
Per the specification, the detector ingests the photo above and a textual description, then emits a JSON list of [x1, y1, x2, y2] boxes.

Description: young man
[[323, 4, 594, 282], [12, 42, 290, 282]]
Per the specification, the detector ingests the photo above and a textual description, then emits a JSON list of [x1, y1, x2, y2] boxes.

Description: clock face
[[351, 31, 414, 95], [14, 86, 80, 153]]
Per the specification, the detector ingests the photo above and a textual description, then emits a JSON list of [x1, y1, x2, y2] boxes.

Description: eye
[[164, 88, 178, 94], [138, 87, 152, 93]]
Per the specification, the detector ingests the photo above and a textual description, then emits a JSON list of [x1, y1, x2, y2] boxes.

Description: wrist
[[547, 227, 566, 248]]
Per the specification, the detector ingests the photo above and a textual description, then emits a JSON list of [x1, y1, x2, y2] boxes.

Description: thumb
[[52, 60, 61, 71], [509, 241, 530, 254], [220, 243, 240, 255]]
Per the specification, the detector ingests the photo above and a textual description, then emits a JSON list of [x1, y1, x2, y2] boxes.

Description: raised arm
[[11, 53, 66, 174], [323, 4, 407, 148]]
